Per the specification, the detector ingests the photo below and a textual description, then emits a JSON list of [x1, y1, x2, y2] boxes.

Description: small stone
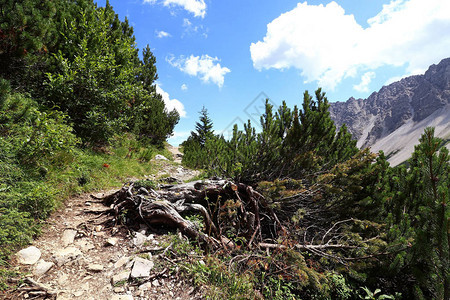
[[53, 247, 82, 266], [132, 232, 147, 247], [61, 229, 77, 246], [114, 256, 130, 269], [95, 225, 102, 232], [87, 264, 103, 272], [111, 271, 130, 285], [73, 291, 84, 297], [138, 282, 152, 291], [130, 257, 154, 278], [92, 193, 104, 199], [106, 238, 118, 246], [75, 240, 95, 252], [113, 287, 125, 293], [152, 279, 160, 287], [154, 154, 168, 160], [17, 246, 41, 265], [33, 259, 54, 276], [85, 201, 92, 206]]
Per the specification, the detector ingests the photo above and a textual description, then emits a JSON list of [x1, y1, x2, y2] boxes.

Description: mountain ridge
[[329, 58, 450, 165]]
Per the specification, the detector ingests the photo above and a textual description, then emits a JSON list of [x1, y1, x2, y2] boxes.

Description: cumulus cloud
[[155, 84, 187, 117], [250, 0, 450, 90], [156, 30, 171, 38], [353, 72, 376, 92], [167, 55, 231, 88], [143, 0, 206, 18], [181, 83, 188, 90]]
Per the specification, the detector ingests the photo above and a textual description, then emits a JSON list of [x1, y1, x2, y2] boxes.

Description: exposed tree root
[[92, 179, 283, 250]]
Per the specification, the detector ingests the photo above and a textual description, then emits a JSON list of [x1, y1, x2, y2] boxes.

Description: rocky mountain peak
[[329, 58, 450, 165]]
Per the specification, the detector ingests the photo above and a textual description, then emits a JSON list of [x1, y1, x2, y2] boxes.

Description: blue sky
[[96, 0, 450, 145]]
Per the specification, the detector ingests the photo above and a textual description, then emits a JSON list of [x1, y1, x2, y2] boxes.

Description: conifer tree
[[386, 127, 449, 299], [193, 106, 214, 147]]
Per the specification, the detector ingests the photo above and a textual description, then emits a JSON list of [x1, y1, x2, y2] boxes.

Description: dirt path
[[5, 155, 202, 300], [166, 145, 183, 164]]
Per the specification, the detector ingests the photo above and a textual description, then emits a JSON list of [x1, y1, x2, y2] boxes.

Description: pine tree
[[193, 106, 214, 147], [386, 127, 449, 299]]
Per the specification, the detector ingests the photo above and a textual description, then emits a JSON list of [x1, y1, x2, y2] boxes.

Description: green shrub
[[0, 208, 38, 262]]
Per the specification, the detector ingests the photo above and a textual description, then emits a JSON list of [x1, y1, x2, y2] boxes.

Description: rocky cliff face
[[329, 58, 450, 165]]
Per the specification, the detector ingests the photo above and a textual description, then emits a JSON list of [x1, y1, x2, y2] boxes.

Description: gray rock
[[53, 247, 82, 266], [87, 264, 104, 272], [138, 282, 152, 291], [113, 287, 125, 293], [114, 256, 130, 269], [154, 154, 168, 160], [61, 229, 77, 246], [17, 246, 41, 265], [111, 271, 130, 285], [130, 257, 154, 278], [329, 58, 450, 158], [33, 259, 54, 276], [151, 279, 160, 287], [132, 232, 147, 247], [73, 291, 84, 297], [75, 239, 95, 252], [106, 237, 118, 246]]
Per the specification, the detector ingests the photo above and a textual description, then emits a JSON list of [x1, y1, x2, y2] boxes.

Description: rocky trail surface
[[3, 150, 204, 300]]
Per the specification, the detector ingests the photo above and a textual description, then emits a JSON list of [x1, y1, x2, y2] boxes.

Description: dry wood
[[92, 179, 280, 249]]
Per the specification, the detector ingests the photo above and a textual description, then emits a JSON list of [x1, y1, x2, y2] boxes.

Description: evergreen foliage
[[181, 88, 449, 299], [384, 127, 449, 299], [0, 0, 178, 145], [182, 88, 358, 182]]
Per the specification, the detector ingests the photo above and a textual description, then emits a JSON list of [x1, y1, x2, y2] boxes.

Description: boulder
[[154, 154, 168, 161], [61, 229, 77, 246], [130, 257, 154, 278], [53, 247, 82, 266], [111, 271, 130, 285], [33, 259, 54, 276], [17, 246, 41, 265]]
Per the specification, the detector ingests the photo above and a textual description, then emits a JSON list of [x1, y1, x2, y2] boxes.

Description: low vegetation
[[180, 90, 449, 299], [0, 0, 178, 289]]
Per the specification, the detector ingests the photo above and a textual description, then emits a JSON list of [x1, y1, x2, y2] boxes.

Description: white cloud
[[353, 72, 376, 92], [182, 18, 208, 38], [143, 0, 206, 18], [167, 55, 231, 88], [155, 84, 187, 117], [181, 83, 188, 90], [156, 30, 171, 38], [250, 0, 450, 90]]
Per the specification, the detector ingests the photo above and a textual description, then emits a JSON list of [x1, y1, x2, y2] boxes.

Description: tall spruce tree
[[193, 106, 214, 147]]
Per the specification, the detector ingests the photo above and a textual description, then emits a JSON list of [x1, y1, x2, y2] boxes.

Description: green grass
[[0, 141, 170, 290]]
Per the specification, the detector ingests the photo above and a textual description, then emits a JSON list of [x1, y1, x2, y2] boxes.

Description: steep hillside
[[329, 58, 450, 165]]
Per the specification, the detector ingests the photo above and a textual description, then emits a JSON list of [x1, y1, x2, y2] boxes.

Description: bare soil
[[3, 152, 203, 300]]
